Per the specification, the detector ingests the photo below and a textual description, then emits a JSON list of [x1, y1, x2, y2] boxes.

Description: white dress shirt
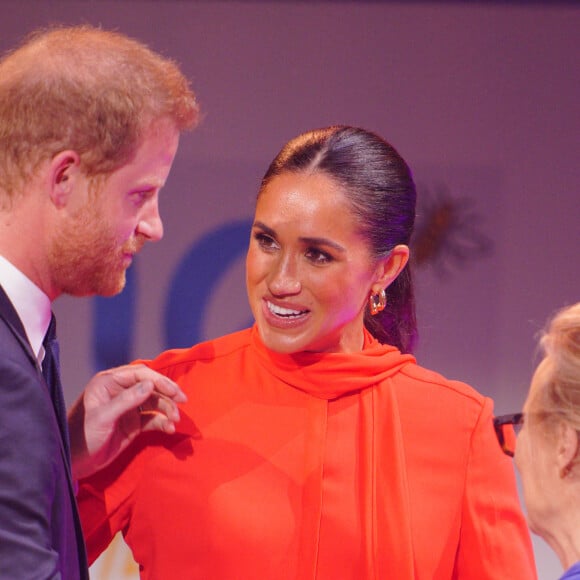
[[0, 254, 51, 362]]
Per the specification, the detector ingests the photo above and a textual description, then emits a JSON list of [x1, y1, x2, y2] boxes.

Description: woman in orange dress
[[78, 126, 536, 579]]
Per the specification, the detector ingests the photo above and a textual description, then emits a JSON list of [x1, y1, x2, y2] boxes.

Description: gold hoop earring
[[369, 288, 387, 316]]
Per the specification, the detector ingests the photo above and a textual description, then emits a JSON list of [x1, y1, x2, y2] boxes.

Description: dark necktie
[[42, 313, 71, 463]]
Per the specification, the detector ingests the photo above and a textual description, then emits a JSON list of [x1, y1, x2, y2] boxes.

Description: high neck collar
[[250, 325, 416, 400]]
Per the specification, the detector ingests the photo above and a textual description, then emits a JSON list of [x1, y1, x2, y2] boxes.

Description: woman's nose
[[268, 255, 301, 295]]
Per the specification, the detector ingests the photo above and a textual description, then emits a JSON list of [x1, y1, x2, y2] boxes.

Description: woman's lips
[[262, 299, 311, 328]]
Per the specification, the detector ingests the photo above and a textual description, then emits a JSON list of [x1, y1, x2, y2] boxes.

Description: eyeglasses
[[493, 413, 524, 457]]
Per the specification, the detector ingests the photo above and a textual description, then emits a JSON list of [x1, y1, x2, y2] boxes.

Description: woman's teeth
[[267, 302, 307, 317]]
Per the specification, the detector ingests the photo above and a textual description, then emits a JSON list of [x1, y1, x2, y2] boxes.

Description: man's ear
[[373, 244, 410, 292], [48, 150, 81, 208], [557, 420, 580, 479]]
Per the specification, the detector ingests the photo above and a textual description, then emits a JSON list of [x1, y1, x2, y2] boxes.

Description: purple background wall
[[2, 1, 578, 577]]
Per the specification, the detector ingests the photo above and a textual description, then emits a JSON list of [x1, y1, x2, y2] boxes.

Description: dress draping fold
[[252, 326, 417, 577]]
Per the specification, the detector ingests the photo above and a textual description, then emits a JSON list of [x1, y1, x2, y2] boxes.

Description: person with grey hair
[[495, 302, 580, 580], [0, 25, 198, 578]]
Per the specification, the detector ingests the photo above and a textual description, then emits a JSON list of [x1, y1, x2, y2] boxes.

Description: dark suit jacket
[[0, 285, 88, 579]]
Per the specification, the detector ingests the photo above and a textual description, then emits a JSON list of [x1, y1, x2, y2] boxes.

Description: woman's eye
[[305, 248, 332, 264], [254, 232, 278, 251]]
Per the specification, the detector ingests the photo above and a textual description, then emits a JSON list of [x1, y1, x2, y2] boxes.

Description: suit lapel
[[0, 284, 74, 486], [0, 284, 39, 368]]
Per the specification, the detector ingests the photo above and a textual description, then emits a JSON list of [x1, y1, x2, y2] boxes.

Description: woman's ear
[[48, 150, 81, 208], [557, 421, 579, 479], [373, 244, 410, 292]]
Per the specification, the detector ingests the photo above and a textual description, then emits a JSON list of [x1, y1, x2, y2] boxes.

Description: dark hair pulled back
[[259, 125, 417, 353]]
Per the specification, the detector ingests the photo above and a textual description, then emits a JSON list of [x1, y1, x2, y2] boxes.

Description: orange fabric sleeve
[[453, 397, 537, 579]]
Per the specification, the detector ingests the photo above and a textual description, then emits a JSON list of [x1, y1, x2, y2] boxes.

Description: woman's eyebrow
[[299, 236, 345, 253], [252, 221, 345, 252]]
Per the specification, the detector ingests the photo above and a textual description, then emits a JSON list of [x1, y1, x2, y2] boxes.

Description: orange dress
[[78, 326, 536, 579]]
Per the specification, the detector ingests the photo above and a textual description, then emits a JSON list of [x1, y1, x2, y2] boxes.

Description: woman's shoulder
[[397, 360, 486, 408], [134, 328, 253, 376], [393, 362, 497, 443]]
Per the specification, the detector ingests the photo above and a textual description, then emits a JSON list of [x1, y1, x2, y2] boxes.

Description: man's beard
[[49, 202, 143, 297]]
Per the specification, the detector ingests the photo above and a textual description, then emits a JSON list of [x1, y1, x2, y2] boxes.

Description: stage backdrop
[[1, 1, 578, 578]]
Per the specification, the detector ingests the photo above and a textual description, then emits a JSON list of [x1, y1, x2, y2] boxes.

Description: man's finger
[[138, 392, 181, 422], [140, 414, 178, 435], [101, 364, 187, 403]]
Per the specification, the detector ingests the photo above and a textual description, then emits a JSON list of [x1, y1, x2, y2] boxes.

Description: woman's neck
[[540, 502, 580, 571]]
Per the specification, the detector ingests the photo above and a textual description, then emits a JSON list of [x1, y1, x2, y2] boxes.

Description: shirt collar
[[0, 254, 51, 360]]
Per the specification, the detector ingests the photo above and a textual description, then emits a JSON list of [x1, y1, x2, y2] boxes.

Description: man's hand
[[68, 364, 187, 480]]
